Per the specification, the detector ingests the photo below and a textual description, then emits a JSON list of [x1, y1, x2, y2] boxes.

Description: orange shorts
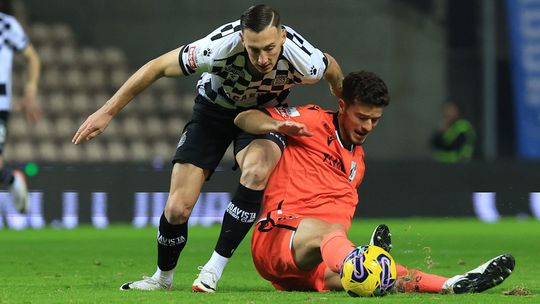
[[251, 210, 329, 292]]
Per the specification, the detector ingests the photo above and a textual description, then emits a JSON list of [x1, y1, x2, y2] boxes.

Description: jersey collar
[[333, 113, 354, 152]]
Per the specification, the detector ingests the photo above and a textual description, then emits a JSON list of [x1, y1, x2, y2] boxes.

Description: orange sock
[[320, 229, 356, 273], [395, 264, 448, 293]]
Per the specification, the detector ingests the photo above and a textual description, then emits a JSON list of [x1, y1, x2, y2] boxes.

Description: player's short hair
[[240, 4, 281, 33], [0, 0, 13, 14], [342, 71, 390, 107]]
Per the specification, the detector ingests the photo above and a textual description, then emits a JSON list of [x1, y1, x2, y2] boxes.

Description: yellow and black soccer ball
[[340, 245, 397, 297]]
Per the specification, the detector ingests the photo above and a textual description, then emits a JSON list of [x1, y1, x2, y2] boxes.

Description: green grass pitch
[[1, 218, 538, 303]]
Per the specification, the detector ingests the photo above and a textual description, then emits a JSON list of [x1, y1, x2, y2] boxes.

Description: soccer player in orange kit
[[235, 71, 514, 294]]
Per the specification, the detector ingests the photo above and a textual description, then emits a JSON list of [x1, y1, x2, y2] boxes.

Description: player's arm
[[72, 47, 183, 144], [234, 109, 312, 137], [323, 53, 344, 98], [20, 43, 41, 123]]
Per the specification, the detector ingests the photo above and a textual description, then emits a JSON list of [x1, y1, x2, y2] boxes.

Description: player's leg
[[120, 163, 208, 291], [291, 217, 353, 291], [395, 254, 514, 294], [0, 111, 28, 213], [293, 218, 349, 271], [295, 221, 394, 291], [194, 133, 284, 292], [394, 264, 449, 293], [122, 95, 236, 291]]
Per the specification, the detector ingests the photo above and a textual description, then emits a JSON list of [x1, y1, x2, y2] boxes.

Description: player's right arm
[[72, 47, 183, 144], [234, 109, 312, 137]]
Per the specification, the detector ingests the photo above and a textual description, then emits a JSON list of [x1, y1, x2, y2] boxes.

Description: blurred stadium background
[[2, 0, 540, 229]]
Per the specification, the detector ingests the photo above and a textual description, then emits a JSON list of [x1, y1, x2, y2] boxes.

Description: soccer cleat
[[9, 170, 28, 213], [192, 266, 218, 293], [369, 224, 392, 253], [119, 276, 171, 291], [444, 254, 515, 294]]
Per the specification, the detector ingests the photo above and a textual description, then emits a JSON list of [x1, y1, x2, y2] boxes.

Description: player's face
[[241, 26, 285, 74], [338, 99, 384, 146]]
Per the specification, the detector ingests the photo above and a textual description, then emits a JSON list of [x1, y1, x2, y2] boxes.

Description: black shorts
[[0, 111, 9, 155], [172, 95, 286, 176]]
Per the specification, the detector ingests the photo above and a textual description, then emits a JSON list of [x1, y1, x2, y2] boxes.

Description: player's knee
[[240, 164, 272, 189], [164, 202, 193, 225]]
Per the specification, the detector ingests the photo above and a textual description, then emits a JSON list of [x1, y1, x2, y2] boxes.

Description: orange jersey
[[261, 105, 365, 231]]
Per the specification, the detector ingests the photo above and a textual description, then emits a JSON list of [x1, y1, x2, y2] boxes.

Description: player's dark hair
[[342, 71, 390, 107], [0, 0, 13, 14], [240, 4, 281, 33]]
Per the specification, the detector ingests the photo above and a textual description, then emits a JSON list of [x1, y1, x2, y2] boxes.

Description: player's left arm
[[20, 43, 42, 123], [235, 109, 312, 137], [323, 53, 344, 99]]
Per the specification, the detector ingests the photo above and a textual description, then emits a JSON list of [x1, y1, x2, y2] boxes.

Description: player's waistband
[[256, 210, 300, 233]]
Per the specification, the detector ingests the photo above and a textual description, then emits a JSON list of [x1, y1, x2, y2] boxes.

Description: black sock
[[214, 183, 263, 258], [157, 213, 188, 271]]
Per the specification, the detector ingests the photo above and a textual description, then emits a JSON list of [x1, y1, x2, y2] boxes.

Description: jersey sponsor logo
[[349, 161, 357, 182], [272, 74, 288, 86], [275, 106, 300, 118], [223, 65, 244, 82], [226, 202, 257, 223], [187, 45, 198, 70], [323, 152, 345, 173], [157, 233, 186, 246]]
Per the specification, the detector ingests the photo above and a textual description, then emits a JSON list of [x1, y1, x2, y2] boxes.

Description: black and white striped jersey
[[0, 13, 29, 110], [178, 20, 328, 110]]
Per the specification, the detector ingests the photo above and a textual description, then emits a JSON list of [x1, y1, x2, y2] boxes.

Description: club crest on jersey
[[348, 161, 357, 182], [224, 65, 244, 81], [276, 107, 300, 118], [272, 74, 288, 86]]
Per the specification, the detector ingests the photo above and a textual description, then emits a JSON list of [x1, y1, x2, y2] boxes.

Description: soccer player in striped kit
[[72, 4, 343, 291], [0, 0, 41, 213]]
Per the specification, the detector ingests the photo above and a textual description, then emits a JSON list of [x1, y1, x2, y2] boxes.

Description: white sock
[[203, 251, 229, 280], [152, 266, 174, 284]]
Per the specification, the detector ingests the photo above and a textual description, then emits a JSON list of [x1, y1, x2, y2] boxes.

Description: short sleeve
[[3, 16, 29, 52], [178, 21, 242, 76], [282, 26, 328, 84]]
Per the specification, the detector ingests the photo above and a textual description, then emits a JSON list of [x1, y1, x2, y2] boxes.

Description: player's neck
[[245, 60, 265, 79], [335, 114, 354, 151]]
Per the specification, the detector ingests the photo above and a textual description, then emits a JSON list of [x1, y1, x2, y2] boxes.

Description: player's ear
[[338, 99, 346, 114], [280, 27, 286, 44], [240, 32, 245, 45]]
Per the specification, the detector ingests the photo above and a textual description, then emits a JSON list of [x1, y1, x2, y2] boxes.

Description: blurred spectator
[[430, 101, 475, 163], [0, 0, 41, 212]]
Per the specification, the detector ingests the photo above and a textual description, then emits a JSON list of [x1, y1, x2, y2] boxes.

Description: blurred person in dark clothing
[[430, 101, 475, 163]]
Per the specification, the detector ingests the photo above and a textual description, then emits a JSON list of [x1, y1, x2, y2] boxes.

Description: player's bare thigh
[[235, 138, 282, 190], [292, 217, 346, 270], [164, 162, 210, 224]]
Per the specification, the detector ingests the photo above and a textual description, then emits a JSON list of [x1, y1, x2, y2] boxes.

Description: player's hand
[[72, 108, 113, 144], [19, 95, 42, 124], [276, 120, 313, 137]]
